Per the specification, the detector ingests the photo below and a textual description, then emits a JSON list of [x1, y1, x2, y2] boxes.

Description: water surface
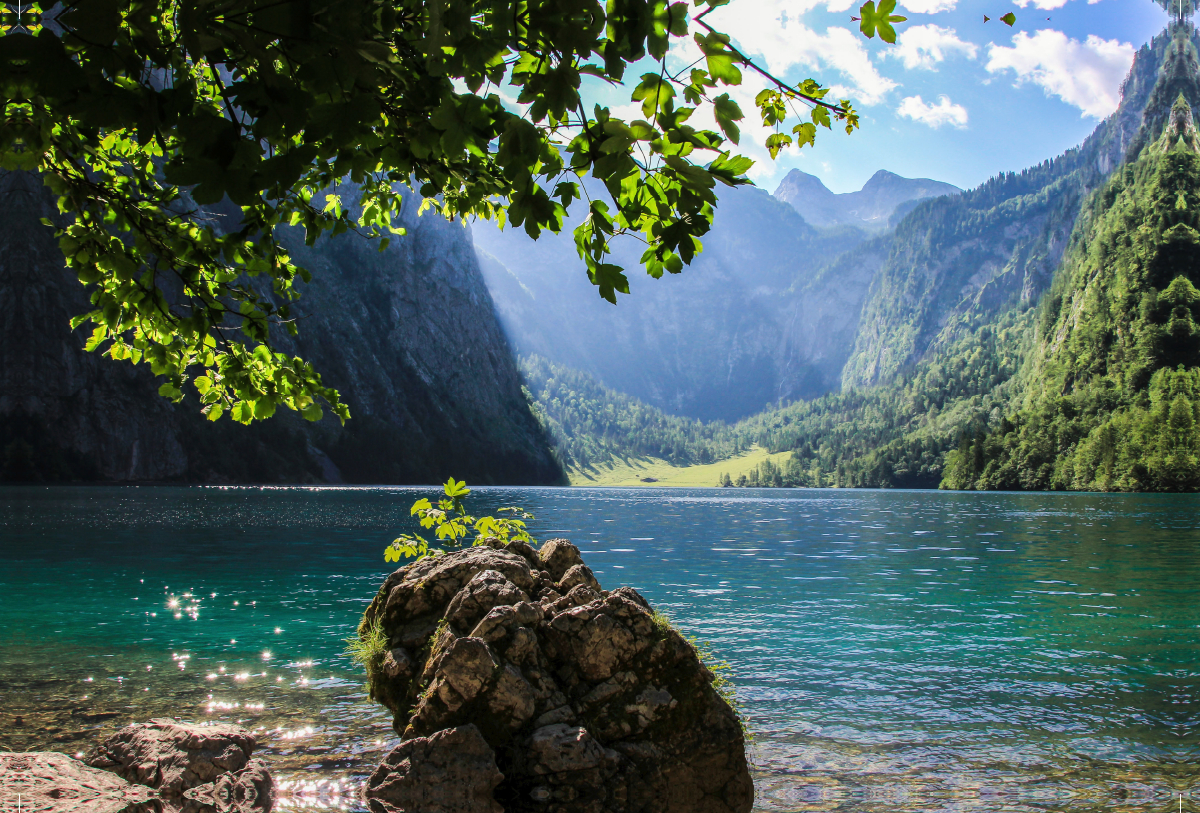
[[2, 486, 1198, 812]]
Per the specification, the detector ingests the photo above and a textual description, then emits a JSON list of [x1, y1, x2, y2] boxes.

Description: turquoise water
[[2, 485, 1199, 812]]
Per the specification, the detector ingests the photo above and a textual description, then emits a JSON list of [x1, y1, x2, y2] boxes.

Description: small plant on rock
[[344, 616, 388, 686], [383, 478, 535, 563]]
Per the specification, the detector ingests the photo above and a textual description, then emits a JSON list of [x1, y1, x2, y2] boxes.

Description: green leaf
[[443, 477, 471, 499], [765, 133, 793, 159], [793, 121, 817, 148], [694, 32, 742, 85], [712, 94, 743, 145], [857, 0, 905, 41]]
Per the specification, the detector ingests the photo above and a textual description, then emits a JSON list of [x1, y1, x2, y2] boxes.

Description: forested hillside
[[520, 356, 743, 471], [522, 312, 1030, 488], [944, 79, 1200, 491], [842, 31, 1175, 390]]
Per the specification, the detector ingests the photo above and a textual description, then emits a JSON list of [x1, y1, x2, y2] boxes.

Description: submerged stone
[[86, 719, 257, 794], [0, 751, 156, 813], [84, 719, 275, 812]]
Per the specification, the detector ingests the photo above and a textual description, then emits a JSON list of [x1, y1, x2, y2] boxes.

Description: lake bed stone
[[0, 751, 156, 813], [86, 719, 256, 794]]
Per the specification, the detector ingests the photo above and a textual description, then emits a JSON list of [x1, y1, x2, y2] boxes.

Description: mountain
[[734, 25, 1200, 493], [475, 184, 867, 423], [517, 25, 1200, 494], [840, 33, 1172, 390], [520, 355, 743, 471], [0, 174, 563, 485], [772, 169, 961, 230], [944, 50, 1200, 491]]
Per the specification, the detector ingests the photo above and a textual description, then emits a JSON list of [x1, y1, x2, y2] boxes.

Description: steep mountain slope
[[775, 234, 895, 397], [841, 31, 1176, 390], [773, 169, 960, 230], [727, 26, 1200, 493], [0, 173, 563, 484], [945, 65, 1200, 491], [475, 184, 866, 422]]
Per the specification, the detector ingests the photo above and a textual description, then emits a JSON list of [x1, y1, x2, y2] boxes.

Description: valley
[[499, 26, 1200, 493]]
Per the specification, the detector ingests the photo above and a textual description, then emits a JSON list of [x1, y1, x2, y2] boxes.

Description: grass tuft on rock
[[345, 616, 388, 694]]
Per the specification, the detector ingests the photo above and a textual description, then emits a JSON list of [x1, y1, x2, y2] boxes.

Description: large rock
[[86, 719, 256, 794], [0, 751, 156, 813], [365, 724, 504, 813], [358, 540, 753, 813]]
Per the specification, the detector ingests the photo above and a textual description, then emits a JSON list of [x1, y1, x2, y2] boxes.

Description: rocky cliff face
[[776, 234, 894, 397], [773, 169, 961, 231], [0, 171, 189, 481], [0, 173, 563, 484]]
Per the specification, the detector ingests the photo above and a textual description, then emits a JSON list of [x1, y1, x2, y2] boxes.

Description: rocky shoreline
[[1, 720, 273, 813], [1, 539, 753, 813]]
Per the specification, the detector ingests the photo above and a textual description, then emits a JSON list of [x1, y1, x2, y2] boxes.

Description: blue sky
[[593, 0, 1168, 194]]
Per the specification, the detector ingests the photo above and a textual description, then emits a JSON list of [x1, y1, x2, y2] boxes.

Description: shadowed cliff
[[0, 172, 564, 485]]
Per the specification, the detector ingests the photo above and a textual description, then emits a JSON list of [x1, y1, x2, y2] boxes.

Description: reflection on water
[[2, 485, 1199, 812]]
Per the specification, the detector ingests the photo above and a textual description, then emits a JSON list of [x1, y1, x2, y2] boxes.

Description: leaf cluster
[[384, 477, 536, 562], [1, 0, 876, 424]]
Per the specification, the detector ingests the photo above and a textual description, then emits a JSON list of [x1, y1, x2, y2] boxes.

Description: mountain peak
[[861, 169, 902, 189], [774, 169, 836, 202], [772, 168, 960, 231]]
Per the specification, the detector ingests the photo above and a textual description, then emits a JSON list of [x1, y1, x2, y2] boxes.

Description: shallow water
[[2, 485, 1199, 811]]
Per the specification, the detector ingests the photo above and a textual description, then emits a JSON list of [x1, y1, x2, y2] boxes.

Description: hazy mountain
[[773, 169, 961, 230], [474, 183, 868, 422], [515, 26, 1200, 494], [0, 175, 563, 484]]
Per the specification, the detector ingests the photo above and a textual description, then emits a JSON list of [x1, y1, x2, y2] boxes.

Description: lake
[[2, 485, 1198, 812]]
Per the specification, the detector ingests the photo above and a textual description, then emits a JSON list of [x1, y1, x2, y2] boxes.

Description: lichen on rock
[[357, 538, 753, 813]]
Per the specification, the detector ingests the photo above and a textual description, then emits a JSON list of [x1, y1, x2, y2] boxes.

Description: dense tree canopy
[[0, 0, 878, 424]]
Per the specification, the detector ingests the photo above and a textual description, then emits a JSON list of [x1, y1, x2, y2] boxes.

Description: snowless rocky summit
[[358, 538, 753, 813]]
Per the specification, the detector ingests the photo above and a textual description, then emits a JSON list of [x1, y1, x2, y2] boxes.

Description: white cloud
[[986, 30, 1136, 118], [902, 0, 960, 12], [690, 1, 899, 106], [897, 94, 969, 127], [888, 24, 978, 70], [1013, 0, 1070, 10]]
